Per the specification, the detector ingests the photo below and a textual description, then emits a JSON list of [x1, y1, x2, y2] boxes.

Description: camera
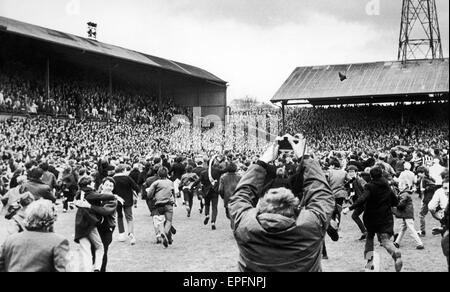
[[277, 136, 300, 151], [278, 137, 293, 151]]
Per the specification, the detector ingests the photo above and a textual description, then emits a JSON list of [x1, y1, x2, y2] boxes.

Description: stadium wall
[[172, 83, 227, 121]]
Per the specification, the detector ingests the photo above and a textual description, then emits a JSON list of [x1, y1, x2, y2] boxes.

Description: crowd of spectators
[[285, 102, 449, 155], [0, 60, 189, 124]]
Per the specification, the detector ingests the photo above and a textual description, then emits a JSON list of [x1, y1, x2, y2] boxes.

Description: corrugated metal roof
[[0, 16, 226, 84], [272, 59, 449, 103]]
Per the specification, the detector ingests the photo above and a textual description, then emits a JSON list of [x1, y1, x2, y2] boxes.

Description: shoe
[[170, 226, 177, 235], [186, 206, 191, 217], [393, 242, 400, 249], [417, 231, 426, 237], [161, 233, 169, 248], [168, 236, 173, 245], [93, 269, 100, 272], [365, 260, 375, 271], [129, 233, 136, 245], [62, 209, 68, 213], [322, 255, 329, 260], [327, 221, 339, 242], [199, 208, 203, 214], [204, 216, 210, 225], [156, 236, 162, 244], [393, 233, 399, 242], [212, 223, 216, 230], [118, 233, 127, 242], [416, 245, 424, 250], [432, 227, 444, 236], [359, 233, 367, 241], [394, 257, 403, 272]]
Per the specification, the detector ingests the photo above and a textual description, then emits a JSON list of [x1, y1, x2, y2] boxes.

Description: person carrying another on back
[[146, 167, 176, 248], [179, 165, 200, 218]]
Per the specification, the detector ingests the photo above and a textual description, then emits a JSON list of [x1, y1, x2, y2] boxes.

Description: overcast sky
[[0, 0, 448, 102]]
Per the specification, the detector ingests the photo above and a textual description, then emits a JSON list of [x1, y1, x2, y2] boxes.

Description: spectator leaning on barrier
[[229, 134, 335, 272]]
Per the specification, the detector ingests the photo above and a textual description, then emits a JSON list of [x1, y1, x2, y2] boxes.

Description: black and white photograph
[[0, 0, 448, 275]]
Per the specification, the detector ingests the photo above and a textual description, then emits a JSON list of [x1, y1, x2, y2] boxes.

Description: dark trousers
[[183, 189, 194, 210], [154, 204, 174, 239], [63, 191, 75, 210], [365, 232, 400, 261], [333, 197, 345, 225], [205, 191, 219, 223], [117, 204, 133, 234], [195, 189, 204, 211], [92, 224, 115, 272], [352, 206, 366, 234]]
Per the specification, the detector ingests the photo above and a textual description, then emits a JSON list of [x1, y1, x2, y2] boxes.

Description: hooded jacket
[[229, 159, 334, 272]]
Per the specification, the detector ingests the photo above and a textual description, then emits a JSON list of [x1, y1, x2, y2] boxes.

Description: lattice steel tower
[[398, 0, 443, 62]]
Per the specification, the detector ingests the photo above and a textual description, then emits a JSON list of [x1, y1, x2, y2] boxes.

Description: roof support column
[[46, 57, 50, 101], [401, 102, 404, 125], [281, 101, 286, 135], [108, 61, 113, 97], [158, 70, 162, 110]]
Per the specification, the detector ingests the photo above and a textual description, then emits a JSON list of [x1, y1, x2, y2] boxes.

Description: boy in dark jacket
[[113, 164, 140, 244], [343, 167, 402, 272], [345, 165, 367, 240], [417, 166, 437, 237], [393, 179, 424, 250]]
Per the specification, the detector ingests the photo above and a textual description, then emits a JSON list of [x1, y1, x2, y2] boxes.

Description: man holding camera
[[229, 134, 335, 272]]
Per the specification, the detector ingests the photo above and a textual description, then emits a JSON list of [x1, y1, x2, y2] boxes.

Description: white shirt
[[428, 188, 449, 219], [397, 170, 417, 189], [29, 103, 38, 113], [429, 163, 445, 185]]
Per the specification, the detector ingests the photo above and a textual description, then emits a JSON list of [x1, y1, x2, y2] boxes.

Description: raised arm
[[298, 159, 335, 229], [229, 163, 267, 230]]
